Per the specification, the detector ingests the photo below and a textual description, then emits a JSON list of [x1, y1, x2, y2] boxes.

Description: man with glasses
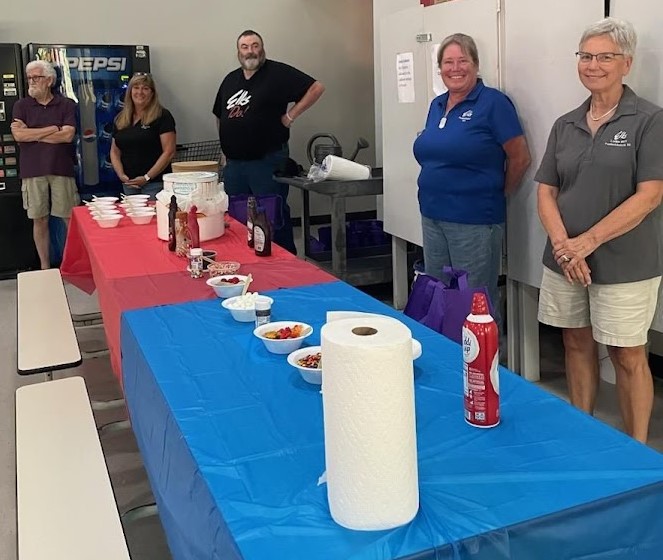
[[213, 29, 325, 254], [11, 60, 78, 269]]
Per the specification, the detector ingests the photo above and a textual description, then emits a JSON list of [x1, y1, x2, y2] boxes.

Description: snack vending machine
[[0, 43, 39, 278], [24, 43, 151, 200]]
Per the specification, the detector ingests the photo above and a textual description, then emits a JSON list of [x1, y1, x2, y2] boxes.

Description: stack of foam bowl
[[87, 197, 122, 228], [121, 194, 156, 225]]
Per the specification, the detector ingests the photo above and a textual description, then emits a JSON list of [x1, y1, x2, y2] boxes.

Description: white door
[[504, 0, 604, 288], [380, 5, 427, 246], [612, 0, 663, 332]]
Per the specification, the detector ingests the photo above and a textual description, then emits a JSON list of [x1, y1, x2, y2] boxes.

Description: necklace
[[589, 102, 619, 121]]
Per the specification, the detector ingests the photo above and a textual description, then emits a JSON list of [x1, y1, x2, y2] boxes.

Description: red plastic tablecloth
[[61, 207, 335, 379]]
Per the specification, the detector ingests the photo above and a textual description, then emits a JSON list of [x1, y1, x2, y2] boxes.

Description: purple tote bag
[[404, 267, 493, 344]]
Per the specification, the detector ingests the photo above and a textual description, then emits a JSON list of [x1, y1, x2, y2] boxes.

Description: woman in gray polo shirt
[[535, 17, 663, 443]]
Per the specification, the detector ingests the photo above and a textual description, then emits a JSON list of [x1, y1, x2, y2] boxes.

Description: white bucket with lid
[[162, 171, 219, 197], [157, 171, 225, 241]]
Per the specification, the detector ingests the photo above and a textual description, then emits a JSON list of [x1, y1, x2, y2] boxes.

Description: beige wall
[[3, 0, 376, 215]]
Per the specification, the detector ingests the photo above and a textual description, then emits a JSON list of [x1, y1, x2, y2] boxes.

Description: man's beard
[[28, 85, 48, 99], [239, 52, 265, 71]]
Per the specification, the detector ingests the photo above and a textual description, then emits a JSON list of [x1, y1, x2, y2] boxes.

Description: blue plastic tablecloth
[[121, 281, 663, 560]]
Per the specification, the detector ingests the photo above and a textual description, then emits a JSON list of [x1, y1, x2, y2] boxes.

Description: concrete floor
[[1, 277, 662, 560], [0, 278, 172, 560]]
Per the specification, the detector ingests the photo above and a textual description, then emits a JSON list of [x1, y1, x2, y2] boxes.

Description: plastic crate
[[317, 220, 390, 250], [172, 140, 221, 163], [227, 194, 284, 231], [309, 219, 391, 261]]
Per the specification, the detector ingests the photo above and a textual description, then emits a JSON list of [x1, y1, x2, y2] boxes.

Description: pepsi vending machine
[[24, 44, 151, 200]]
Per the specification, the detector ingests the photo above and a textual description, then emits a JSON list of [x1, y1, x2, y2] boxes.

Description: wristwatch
[[143, 174, 151, 182]]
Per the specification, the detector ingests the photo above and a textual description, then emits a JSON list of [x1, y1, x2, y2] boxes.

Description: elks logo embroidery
[[459, 110, 473, 122], [605, 130, 631, 147], [227, 89, 251, 118]]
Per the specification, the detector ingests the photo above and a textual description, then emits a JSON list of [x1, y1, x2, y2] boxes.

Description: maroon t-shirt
[[12, 94, 77, 178]]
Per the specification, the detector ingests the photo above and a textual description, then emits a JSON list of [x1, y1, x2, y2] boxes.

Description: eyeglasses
[[441, 59, 473, 68], [576, 52, 625, 64], [27, 75, 47, 82]]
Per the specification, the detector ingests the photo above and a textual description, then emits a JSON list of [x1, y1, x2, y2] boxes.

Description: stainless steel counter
[[275, 169, 390, 285]]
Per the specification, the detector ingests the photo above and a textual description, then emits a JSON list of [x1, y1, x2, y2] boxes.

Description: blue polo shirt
[[413, 80, 523, 224]]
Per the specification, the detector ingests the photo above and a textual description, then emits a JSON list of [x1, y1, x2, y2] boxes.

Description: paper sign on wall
[[396, 52, 415, 103], [431, 43, 447, 97]]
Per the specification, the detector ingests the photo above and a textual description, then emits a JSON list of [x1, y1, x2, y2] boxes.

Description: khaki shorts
[[538, 266, 661, 347], [22, 175, 79, 219]]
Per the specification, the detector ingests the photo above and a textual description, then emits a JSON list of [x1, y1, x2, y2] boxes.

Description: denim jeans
[[223, 145, 296, 254], [421, 216, 504, 324], [123, 181, 163, 201]]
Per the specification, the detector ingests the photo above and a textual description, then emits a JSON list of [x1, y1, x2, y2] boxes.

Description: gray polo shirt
[[535, 86, 663, 284]]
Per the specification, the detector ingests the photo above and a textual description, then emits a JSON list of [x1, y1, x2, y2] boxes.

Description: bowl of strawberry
[[253, 321, 313, 354], [206, 275, 249, 298]]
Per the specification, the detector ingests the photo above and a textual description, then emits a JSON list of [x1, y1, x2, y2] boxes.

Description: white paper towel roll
[[322, 155, 371, 181], [325, 310, 382, 323], [321, 315, 419, 530]]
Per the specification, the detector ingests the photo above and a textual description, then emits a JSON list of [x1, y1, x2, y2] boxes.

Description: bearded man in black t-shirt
[[213, 30, 325, 254]]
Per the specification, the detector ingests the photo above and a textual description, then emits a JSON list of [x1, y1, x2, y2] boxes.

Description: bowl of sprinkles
[[287, 345, 322, 384]]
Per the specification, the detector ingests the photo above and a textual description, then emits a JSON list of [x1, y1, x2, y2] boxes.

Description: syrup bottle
[[247, 196, 257, 248], [175, 211, 191, 257], [253, 206, 272, 257], [188, 205, 200, 249], [167, 195, 178, 252]]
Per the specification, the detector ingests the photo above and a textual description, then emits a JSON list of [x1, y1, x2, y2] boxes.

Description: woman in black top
[[110, 73, 176, 199]]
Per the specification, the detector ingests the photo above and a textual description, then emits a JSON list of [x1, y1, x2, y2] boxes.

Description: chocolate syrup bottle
[[247, 196, 257, 248], [253, 206, 272, 257], [167, 195, 178, 252]]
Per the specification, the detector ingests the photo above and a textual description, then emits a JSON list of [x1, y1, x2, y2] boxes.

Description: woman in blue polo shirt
[[413, 33, 530, 320]]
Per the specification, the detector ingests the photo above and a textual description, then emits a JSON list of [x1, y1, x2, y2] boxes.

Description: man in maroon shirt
[[11, 60, 78, 269]]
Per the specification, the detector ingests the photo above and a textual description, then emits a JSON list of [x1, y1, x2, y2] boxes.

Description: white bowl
[[93, 215, 122, 228], [92, 196, 119, 203], [126, 212, 155, 220], [222, 294, 273, 322], [287, 339, 421, 385], [208, 261, 241, 277], [121, 201, 148, 210], [412, 339, 422, 360], [253, 321, 313, 354], [207, 275, 249, 299], [287, 346, 322, 384], [124, 199, 151, 206], [89, 200, 116, 208], [90, 209, 121, 217], [123, 194, 150, 201], [128, 213, 154, 225]]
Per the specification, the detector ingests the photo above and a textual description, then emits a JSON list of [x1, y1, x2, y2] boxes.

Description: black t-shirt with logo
[[112, 108, 176, 180], [213, 60, 315, 160]]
